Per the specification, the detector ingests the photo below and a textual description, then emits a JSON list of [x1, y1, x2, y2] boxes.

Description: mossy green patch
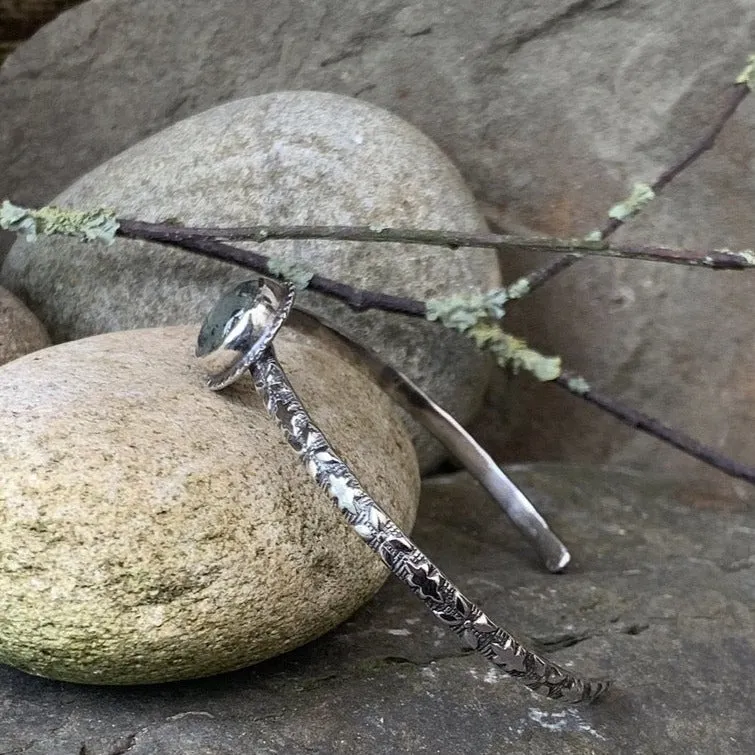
[[0, 200, 119, 244], [608, 183, 655, 222], [266, 257, 314, 290]]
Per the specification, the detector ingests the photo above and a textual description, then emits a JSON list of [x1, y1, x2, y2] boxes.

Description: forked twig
[[510, 75, 752, 296]]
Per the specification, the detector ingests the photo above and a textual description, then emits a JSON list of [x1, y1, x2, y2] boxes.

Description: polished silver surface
[[198, 279, 609, 703], [196, 278, 295, 390], [288, 307, 571, 573]]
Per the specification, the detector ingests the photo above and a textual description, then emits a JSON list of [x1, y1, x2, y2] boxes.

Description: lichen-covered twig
[[266, 257, 314, 290], [4, 204, 753, 484], [153, 232, 755, 484], [441, 294, 755, 482], [426, 297, 561, 379], [736, 54, 755, 89], [2, 54, 753, 486], [605, 182, 656, 223], [469, 325, 561, 382]]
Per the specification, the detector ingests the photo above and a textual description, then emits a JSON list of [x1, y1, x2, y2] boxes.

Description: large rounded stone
[[2, 0, 753, 481], [1, 90, 500, 472], [0, 325, 420, 684], [0, 284, 50, 365]]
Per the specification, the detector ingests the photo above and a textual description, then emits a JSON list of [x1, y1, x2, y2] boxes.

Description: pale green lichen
[[505, 340, 562, 381], [566, 375, 591, 395], [266, 257, 314, 290], [428, 296, 561, 381], [608, 182, 656, 222], [426, 289, 509, 331], [505, 277, 531, 300], [584, 230, 603, 242], [0, 200, 119, 244], [735, 53, 755, 89], [467, 322, 562, 381], [467, 322, 503, 350]]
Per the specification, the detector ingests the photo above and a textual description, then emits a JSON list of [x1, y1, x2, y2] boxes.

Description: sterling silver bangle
[[287, 307, 571, 574], [196, 278, 610, 704]]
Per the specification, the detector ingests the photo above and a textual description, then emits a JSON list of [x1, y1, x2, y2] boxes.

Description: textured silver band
[[288, 307, 570, 573], [250, 345, 610, 704]]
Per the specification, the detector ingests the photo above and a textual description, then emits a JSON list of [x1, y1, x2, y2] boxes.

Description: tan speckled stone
[[0, 285, 50, 365], [0, 325, 420, 684]]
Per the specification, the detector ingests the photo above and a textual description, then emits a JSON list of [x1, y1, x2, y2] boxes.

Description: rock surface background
[[0, 1, 79, 62], [0, 464, 751, 753], [0, 284, 50, 364], [1, 0, 754, 481], [0, 325, 420, 684], [1, 90, 500, 473]]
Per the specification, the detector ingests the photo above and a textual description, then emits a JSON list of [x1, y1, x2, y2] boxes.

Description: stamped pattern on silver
[[251, 350, 610, 704], [198, 278, 610, 704]]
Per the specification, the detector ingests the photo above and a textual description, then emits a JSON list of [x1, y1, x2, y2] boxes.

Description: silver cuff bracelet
[[196, 278, 610, 704]]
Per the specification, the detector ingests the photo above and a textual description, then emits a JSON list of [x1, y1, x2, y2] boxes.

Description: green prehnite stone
[[195, 279, 261, 357]]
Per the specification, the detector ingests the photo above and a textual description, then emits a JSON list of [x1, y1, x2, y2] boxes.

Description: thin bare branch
[[126, 225, 428, 317], [119, 218, 606, 253], [512, 76, 753, 294], [117, 219, 755, 270], [554, 371, 755, 484]]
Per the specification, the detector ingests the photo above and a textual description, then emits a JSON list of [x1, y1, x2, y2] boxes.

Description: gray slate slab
[[0, 464, 752, 754]]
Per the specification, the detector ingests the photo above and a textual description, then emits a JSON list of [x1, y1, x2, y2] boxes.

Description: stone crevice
[[402, 25, 433, 39], [78, 733, 137, 755], [319, 0, 404, 67], [535, 632, 594, 651], [492, 0, 629, 59], [322, 621, 658, 679]]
